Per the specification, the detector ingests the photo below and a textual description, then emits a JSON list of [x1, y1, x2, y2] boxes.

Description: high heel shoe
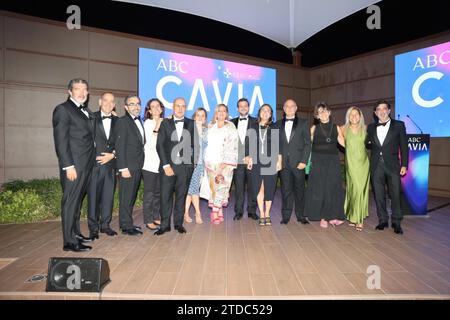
[[195, 211, 203, 224], [210, 211, 220, 225], [320, 220, 328, 228], [265, 217, 272, 226], [356, 223, 363, 231], [217, 208, 224, 222]]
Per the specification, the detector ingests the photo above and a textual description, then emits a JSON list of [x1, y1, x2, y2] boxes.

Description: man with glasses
[[115, 95, 145, 235]]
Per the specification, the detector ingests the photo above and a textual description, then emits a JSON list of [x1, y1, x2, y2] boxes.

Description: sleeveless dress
[[344, 127, 370, 224], [304, 122, 346, 221], [187, 126, 208, 195]]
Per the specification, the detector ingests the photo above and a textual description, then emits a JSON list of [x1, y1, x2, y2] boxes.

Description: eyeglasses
[[127, 103, 141, 107]]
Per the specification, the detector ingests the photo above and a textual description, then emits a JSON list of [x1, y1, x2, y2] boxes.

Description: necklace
[[259, 125, 268, 154], [319, 122, 333, 143]]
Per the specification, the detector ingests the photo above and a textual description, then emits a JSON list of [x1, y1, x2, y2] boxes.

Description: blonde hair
[[210, 104, 229, 125], [344, 106, 366, 133]]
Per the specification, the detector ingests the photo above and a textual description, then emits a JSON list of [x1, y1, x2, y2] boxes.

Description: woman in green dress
[[341, 106, 370, 231]]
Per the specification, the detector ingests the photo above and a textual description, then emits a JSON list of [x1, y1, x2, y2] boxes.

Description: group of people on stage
[[52, 78, 408, 252]]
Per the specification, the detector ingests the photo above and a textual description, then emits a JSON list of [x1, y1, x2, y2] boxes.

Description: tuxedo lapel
[[110, 116, 118, 140], [372, 125, 382, 147], [289, 117, 298, 142], [181, 118, 190, 142], [382, 120, 395, 147], [97, 115, 107, 141], [126, 113, 144, 145], [281, 119, 288, 144], [168, 118, 178, 142]]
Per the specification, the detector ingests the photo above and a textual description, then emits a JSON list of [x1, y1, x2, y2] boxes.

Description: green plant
[[0, 189, 49, 223], [0, 177, 145, 224]]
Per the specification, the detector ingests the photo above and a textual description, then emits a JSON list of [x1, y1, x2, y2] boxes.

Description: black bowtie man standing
[[52, 78, 95, 252], [366, 100, 408, 235]]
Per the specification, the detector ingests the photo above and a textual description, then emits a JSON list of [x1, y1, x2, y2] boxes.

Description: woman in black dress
[[246, 104, 282, 226], [304, 102, 346, 228]]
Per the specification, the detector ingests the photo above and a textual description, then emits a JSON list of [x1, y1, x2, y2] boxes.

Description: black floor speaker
[[46, 257, 110, 292]]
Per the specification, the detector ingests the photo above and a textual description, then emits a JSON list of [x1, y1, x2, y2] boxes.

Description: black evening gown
[[304, 122, 346, 221]]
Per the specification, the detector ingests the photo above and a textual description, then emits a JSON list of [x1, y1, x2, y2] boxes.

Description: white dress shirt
[[174, 116, 184, 141], [237, 115, 248, 145], [143, 119, 161, 173], [284, 117, 294, 143], [101, 111, 112, 140], [377, 119, 391, 146]]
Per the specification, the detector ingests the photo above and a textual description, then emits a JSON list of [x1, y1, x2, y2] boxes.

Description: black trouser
[[59, 168, 92, 245], [118, 169, 142, 230], [233, 164, 257, 216], [142, 170, 161, 224], [160, 164, 193, 230], [87, 164, 116, 233], [280, 165, 306, 222], [371, 158, 403, 224]]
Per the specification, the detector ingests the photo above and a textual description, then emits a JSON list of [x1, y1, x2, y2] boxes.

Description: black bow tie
[[78, 105, 86, 110], [285, 118, 294, 122], [174, 119, 184, 124], [239, 117, 248, 121], [102, 115, 112, 120], [133, 116, 141, 121], [377, 120, 390, 127]]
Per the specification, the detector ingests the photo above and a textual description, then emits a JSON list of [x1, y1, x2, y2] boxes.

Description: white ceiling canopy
[[115, 0, 380, 48]]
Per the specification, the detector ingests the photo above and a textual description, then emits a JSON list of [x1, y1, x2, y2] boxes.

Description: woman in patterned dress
[[203, 104, 239, 224]]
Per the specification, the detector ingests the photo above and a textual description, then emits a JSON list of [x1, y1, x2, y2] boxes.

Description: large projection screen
[[395, 41, 450, 137], [138, 48, 277, 121]]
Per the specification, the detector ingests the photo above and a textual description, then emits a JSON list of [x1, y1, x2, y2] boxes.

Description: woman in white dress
[[203, 104, 239, 225]]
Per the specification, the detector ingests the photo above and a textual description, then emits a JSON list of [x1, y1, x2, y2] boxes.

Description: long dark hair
[[257, 103, 274, 127], [144, 98, 165, 120]]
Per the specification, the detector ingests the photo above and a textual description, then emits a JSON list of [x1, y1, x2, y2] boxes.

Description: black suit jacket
[[115, 112, 145, 171], [92, 111, 118, 168], [231, 115, 257, 163], [52, 98, 95, 171], [366, 119, 409, 173], [156, 117, 198, 171], [276, 116, 311, 169]]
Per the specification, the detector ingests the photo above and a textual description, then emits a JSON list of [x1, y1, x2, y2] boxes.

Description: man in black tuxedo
[[277, 99, 311, 224], [115, 95, 145, 236], [231, 98, 258, 221], [366, 100, 408, 234], [87, 92, 118, 240], [155, 97, 198, 235], [52, 78, 95, 252]]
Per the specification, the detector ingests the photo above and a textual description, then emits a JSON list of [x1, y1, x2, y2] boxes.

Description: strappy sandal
[[265, 217, 272, 226], [259, 218, 266, 226], [356, 224, 363, 231], [195, 211, 203, 224]]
